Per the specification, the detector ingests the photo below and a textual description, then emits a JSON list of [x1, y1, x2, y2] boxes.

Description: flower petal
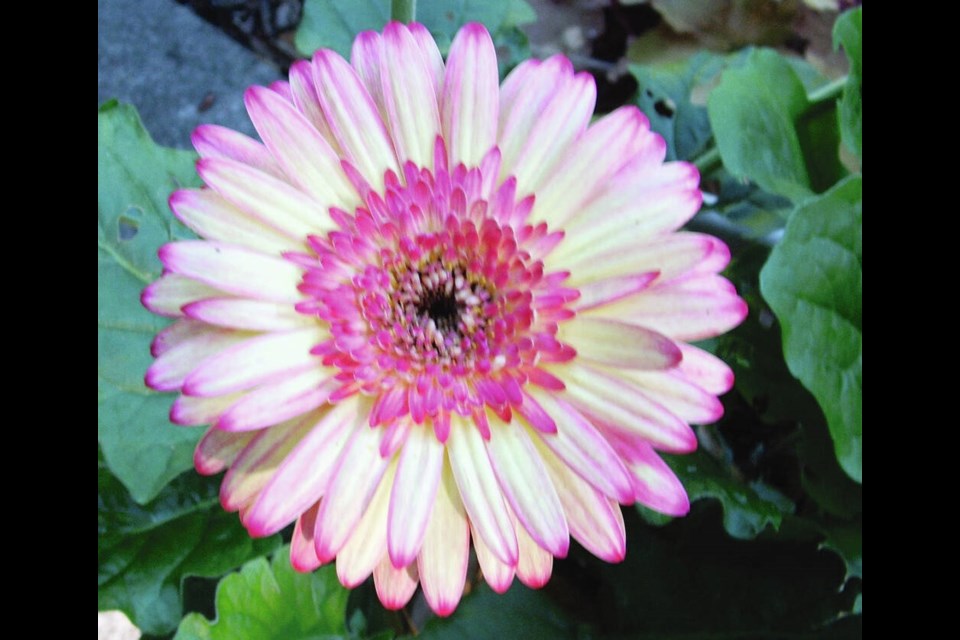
[[288, 59, 340, 152], [621, 368, 726, 425], [511, 505, 553, 589], [183, 297, 312, 332], [145, 327, 246, 392], [562, 162, 702, 247], [447, 415, 519, 566], [172, 392, 243, 426], [290, 502, 323, 571], [159, 241, 304, 304], [509, 71, 596, 196], [170, 189, 297, 255], [350, 31, 386, 118], [618, 439, 690, 516], [442, 22, 499, 167], [560, 317, 682, 370], [574, 272, 659, 312], [379, 22, 441, 167], [194, 426, 255, 475], [245, 85, 358, 208], [527, 390, 635, 503], [244, 401, 357, 535], [532, 106, 654, 228], [197, 157, 331, 241], [564, 364, 697, 453], [387, 423, 444, 567], [150, 318, 209, 357], [191, 123, 285, 180], [485, 418, 569, 557], [314, 411, 391, 562], [471, 522, 516, 593], [312, 48, 399, 190], [564, 232, 726, 286], [498, 56, 572, 175], [537, 443, 626, 562], [220, 415, 315, 512], [418, 461, 470, 617], [408, 23, 443, 96], [374, 556, 419, 610], [337, 461, 396, 587], [216, 369, 336, 432], [587, 274, 748, 341], [677, 344, 735, 395], [141, 273, 222, 318], [182, 328, 324, 397]]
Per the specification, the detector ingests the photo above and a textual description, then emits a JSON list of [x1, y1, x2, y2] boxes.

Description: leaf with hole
[[629, 52, 723, 162], [98, 101, 200, 504]]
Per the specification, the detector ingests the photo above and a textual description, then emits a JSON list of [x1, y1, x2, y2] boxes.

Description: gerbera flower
[[143, 21, 746, 615]]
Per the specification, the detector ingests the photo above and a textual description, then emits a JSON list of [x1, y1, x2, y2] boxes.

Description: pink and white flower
[[143, 21, 746, 615]]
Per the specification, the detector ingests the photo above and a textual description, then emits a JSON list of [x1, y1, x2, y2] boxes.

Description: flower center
[[292, 151, 577, 434], [396, 258, 489, 353]]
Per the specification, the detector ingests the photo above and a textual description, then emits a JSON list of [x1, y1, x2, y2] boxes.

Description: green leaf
[[760, 176, 862, 482], [416, 583, 578, 640], [629, 52, 723, 162], [174, 547, 350, 640], [295, 0, 389, 57], [638, 447, 791, 539], [834, 7, 862, 159], [99, 466, 280, 636], [295, 0, 535, 73], [415, 0, 533, 52], [98, 101, 201, 504], [708, 49, 843, 202]]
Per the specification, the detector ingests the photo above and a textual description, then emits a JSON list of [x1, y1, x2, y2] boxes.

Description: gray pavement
[[98, 0, 282, 149]]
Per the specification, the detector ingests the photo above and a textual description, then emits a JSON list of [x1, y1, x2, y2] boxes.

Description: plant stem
[[807, 75, 847, 105], [693, 146, 722, 175], [391, 0, 416, 23]]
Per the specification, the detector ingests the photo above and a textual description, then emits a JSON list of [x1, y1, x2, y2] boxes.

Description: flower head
[[143, 21, 746, 615]]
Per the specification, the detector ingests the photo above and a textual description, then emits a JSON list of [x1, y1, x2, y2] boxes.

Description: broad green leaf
[[295, 0, 535, 72], [174, 547, 350, 640], [834, 7, 862, 159], [708, 49, 843, 202], [416, 0, 534, 53], [760, 176, 862, 482], [629, 52, 723, 162], [295, 0, 389, 57], [99, 466, 280, 636], [637, 447, 792, 538], [98, 101, 200, 503], [416, 583, 577, 640]]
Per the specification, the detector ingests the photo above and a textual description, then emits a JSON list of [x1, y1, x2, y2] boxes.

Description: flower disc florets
[[292, 145, 573, 441]]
